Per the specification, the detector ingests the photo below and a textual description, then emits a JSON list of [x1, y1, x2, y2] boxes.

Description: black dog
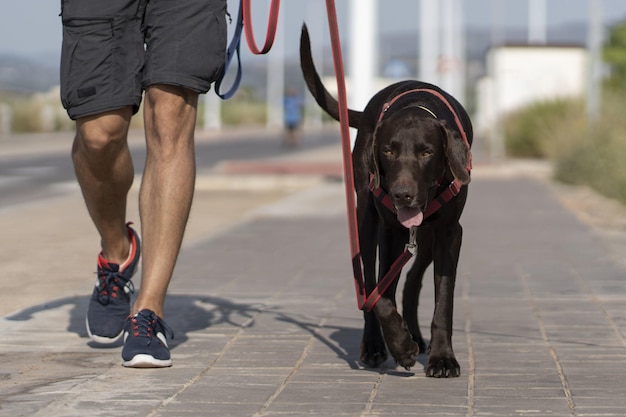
[[300, 25, 472, 377]]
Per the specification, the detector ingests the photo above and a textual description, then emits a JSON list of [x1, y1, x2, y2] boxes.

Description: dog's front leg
[[359, 195, 388, 368], [403, 228, 434, 354], [374, 225, 419, 370], [373, 298, 419, 370], [427, 222, 462, 378]]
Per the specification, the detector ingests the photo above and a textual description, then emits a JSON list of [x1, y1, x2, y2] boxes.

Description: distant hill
[[0, 53, 59, 94]]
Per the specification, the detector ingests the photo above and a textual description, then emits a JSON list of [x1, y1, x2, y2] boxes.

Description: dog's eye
[[420, 150, 433, 158], [383, 149, 395, 157]]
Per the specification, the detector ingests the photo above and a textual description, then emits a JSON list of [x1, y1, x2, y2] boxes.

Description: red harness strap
[[423, 179, 462, 218], [377, 88, 471, 148], [369, 174, 461, 220], [370, 174, 397, 214]]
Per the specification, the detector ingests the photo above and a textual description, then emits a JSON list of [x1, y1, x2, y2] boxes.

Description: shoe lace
[[96, 264, 135, 305], [130, 310, 174, 344]]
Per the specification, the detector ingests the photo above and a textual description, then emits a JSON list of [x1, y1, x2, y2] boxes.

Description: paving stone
[[3, 145, 626, 416]]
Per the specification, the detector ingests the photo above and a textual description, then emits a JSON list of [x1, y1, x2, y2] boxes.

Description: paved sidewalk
[[2, 131, 626, 416]]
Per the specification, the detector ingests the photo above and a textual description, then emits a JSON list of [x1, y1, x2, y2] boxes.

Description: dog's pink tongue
[[397, 207, 424, 228]]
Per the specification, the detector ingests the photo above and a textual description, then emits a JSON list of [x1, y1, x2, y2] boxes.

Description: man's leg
[[73, 108, 144, 344], [133, 84, 199, 318], [72, 108, 134, 264]]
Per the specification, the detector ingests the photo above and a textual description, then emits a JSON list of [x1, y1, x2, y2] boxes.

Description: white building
[[475, 45, 588, 155]]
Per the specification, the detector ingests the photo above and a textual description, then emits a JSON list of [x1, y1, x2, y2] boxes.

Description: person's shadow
[[5, 295, 426, 375], [5, 294, 264, 349]]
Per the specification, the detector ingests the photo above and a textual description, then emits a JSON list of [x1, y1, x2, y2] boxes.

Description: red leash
[[241, 0, 407, 312], [322, 1, 368, 310], [242, 0, 281, 55]]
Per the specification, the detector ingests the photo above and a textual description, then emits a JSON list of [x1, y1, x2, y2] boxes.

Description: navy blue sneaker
[[86, 224, 140, 345], [122, 309, 174, 368]]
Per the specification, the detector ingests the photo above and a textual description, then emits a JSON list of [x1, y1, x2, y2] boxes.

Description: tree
[[603, 21, 626, 89]]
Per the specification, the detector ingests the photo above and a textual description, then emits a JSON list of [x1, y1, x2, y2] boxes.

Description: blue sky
[[1, 0, 626, 59]]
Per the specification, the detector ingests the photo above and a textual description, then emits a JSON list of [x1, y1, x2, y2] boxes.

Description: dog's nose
[[391, 185, 415, 204]]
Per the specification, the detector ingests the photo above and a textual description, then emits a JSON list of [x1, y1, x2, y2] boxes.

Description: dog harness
[[359, 88, 472, 312], [369, 88, 472, 222], [369, 173, 463, 220]]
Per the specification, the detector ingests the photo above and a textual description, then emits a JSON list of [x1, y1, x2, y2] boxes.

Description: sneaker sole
[[86, 317, 125, 345], [122, 354, 172, 368]]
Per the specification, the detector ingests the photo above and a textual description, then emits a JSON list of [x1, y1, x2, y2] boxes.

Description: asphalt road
[[0, 129, 338, 209]]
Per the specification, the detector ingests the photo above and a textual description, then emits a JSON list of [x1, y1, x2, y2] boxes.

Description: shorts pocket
[[207, 9, 228, 83], [60, 17, 115, 110]]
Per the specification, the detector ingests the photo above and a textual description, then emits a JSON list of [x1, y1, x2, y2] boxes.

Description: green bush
[[196, 87, 266, 127], [504, 89, 626, 205], [0, 87, 268, 133], [554, 124, 626, 204], [503, 99, 585, 158], [0, 90, 73, 132], [221, 99, 266, 126]]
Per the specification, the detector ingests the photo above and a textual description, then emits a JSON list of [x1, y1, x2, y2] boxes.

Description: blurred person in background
[[283, 87, 304, 147]]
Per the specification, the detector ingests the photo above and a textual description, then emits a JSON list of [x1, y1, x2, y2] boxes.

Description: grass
[[0, 87, 268, 134], [0, 90, 74, 133]]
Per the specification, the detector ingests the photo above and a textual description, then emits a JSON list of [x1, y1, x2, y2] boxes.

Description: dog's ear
[[440, 121, 471, 185], [369, 130, 381, 189]]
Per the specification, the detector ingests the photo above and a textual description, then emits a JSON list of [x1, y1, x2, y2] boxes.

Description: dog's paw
[[360, 348, 387, 368], [390, 338, 419, 371], [360, 321, 388, 368], [377, 306, 420, 370], [425, 354, 460, 378], [385, 322, 420, 370]]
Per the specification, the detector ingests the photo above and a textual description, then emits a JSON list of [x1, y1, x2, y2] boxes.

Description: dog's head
[[371, 107, 471, 227]]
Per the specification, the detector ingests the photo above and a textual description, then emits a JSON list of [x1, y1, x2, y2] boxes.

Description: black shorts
[[60, 0, 227, 120]]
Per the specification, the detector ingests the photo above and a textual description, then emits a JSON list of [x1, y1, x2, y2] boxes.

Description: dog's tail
[[300, 24, 362, 128]]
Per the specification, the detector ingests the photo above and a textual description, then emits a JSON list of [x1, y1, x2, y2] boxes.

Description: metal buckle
[[449, 181, 461, 196], [405, 226, 418, 256]]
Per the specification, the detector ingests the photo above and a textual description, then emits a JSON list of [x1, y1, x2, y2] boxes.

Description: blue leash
[[214, 0, 244, 100]]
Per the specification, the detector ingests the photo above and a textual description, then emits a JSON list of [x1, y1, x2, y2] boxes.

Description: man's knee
[[75, 108, 133, 154], [145, 84, 199, 108], [145, 85, 199, 123], [144, 85, 199, 151]]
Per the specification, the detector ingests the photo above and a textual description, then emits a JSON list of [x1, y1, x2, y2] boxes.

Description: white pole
[[440, 0, 460, 97], [587, 0, 603, 125], [203, 91, 221, 131], [266, 2, 285, 128], [304, 1, 323, 128], [528, 0, 547, 44], [348, 0, 377, 147], [0, 103, 11, 135], [349, 0, 377, 112], [452, 0, 465, 104], [419, 0, 440, 85], [490, 0, 506, 162]]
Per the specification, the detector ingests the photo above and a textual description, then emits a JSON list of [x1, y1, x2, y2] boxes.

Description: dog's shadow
[[275, 313, 425, 376]]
